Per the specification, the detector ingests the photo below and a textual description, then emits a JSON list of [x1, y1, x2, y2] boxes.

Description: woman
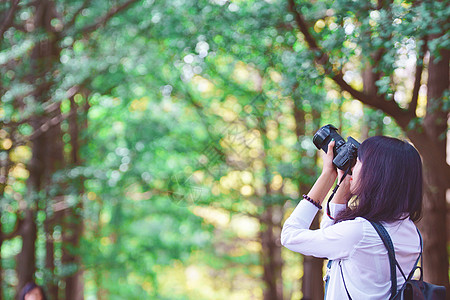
[[281, 136, 423, 299]]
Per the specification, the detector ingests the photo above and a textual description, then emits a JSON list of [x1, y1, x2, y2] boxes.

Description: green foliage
[[1, 0, 439, 298]]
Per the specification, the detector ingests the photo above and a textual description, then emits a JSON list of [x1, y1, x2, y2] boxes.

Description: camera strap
[[326, 166, 352, 220]]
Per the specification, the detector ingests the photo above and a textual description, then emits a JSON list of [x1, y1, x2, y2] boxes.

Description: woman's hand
[[321, 140, 337, 179], [303, 141, 338, 206]]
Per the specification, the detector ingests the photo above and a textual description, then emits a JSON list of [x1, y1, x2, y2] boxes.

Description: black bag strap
[[370, 221, 402, 298], [338, 222, 422, 300], [407, 228, 423, 282], [369, 221, 423, 299]]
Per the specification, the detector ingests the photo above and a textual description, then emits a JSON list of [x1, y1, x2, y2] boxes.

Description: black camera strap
[[326, 166, 352, 221]]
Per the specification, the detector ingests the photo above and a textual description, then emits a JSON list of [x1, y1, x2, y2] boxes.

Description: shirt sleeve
[[320, 203, 347, 229], [281, 200, 364, 260]]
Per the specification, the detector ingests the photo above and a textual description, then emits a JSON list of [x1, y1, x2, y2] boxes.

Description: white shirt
[[281, 200, 421, 300]]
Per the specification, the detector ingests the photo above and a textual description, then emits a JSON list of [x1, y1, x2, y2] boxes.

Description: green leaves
[[2, 0, 447, 298]]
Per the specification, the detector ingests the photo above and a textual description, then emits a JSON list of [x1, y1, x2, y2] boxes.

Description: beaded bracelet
[[302, 194, 322, 209]]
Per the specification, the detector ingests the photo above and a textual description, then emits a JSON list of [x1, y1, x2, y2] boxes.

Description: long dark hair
[[334, 136, 423, 223]]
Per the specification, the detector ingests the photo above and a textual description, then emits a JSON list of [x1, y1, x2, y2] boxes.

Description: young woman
[[281, 136, 423, 299]]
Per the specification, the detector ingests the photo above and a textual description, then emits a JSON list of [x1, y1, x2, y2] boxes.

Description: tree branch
[[64, 0, 91, 31], [27, 110, 75, 142], [376, 0, 394, 11], [287, 0, 321, 54], [7, 106, 77, 146], [287, 0, 412, 128], [78, 0, 139, 36], [0, 0, 20, 45], [408, 37, 428, 117], [0, 80, 90, 130]]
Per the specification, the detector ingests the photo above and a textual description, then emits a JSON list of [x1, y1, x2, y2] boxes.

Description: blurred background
[[0, 0, 448, 299]]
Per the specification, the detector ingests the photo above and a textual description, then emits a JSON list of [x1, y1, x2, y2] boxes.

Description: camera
[[313, 124, 360, 171]]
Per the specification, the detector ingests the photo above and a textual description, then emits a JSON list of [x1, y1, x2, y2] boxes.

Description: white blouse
[[281, 200, 421, 300]]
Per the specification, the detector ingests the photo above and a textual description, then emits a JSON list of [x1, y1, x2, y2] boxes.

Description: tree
[[0, 0, 140, 298], [288, 0, 450, 288]]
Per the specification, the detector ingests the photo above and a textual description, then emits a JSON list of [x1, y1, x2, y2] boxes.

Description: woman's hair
[[19, 282, 47, 300], [334, 136, 423, 223]]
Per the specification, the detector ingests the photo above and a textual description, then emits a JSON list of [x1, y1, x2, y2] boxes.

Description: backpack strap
[[370, 221, 425, 299], [369, 221, 405, 299], [407, 228, 423, 282]]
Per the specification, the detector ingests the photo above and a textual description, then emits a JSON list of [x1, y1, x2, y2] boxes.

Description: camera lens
[[313, 127, 331, 150], [313, 124, 360, 170]]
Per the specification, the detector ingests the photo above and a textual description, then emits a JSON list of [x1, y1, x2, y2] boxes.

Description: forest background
[[0, 0, 449, 299]]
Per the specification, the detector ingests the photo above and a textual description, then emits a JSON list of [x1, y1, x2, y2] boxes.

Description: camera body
[[313, 124, 360, 170]]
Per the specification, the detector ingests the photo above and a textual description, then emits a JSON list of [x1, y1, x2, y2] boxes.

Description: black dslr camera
[[313, 124, 360, 171]]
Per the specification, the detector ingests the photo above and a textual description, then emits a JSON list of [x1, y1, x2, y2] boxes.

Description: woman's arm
[[281, 214, 364, 259], [280, 141, 337, 243], [280, 140, 363, 259]]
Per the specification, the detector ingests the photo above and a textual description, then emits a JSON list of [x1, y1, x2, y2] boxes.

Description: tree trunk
[[17, 116, 45, 297], [293, 99, 324, 299], [62, 209, 84, 300], [261, 206, 284, 300], [0, 148, 15, 300], [44, 211, 58, 300], [301, 215, 324, 300], [61, 95, 86, 300], [44, 104, 65, 300], [361, 63, 384, 139], [338, 97, 343, 133], [16, 209, 37, 298], [408, 48, 449, 290], [17, 0, 63, 298], [258, 112, 283, 300]]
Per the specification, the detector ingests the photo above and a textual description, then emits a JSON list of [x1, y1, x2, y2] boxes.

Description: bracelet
[[302, 194, 322, 209]]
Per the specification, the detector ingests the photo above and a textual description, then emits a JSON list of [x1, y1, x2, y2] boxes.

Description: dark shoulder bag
[[369, 221, 446, 300]]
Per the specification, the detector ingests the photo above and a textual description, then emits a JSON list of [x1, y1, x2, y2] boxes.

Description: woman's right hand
[[308, 141, 337, 203], [321, 140, 337, 179], [305, 141, 338, 205]]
